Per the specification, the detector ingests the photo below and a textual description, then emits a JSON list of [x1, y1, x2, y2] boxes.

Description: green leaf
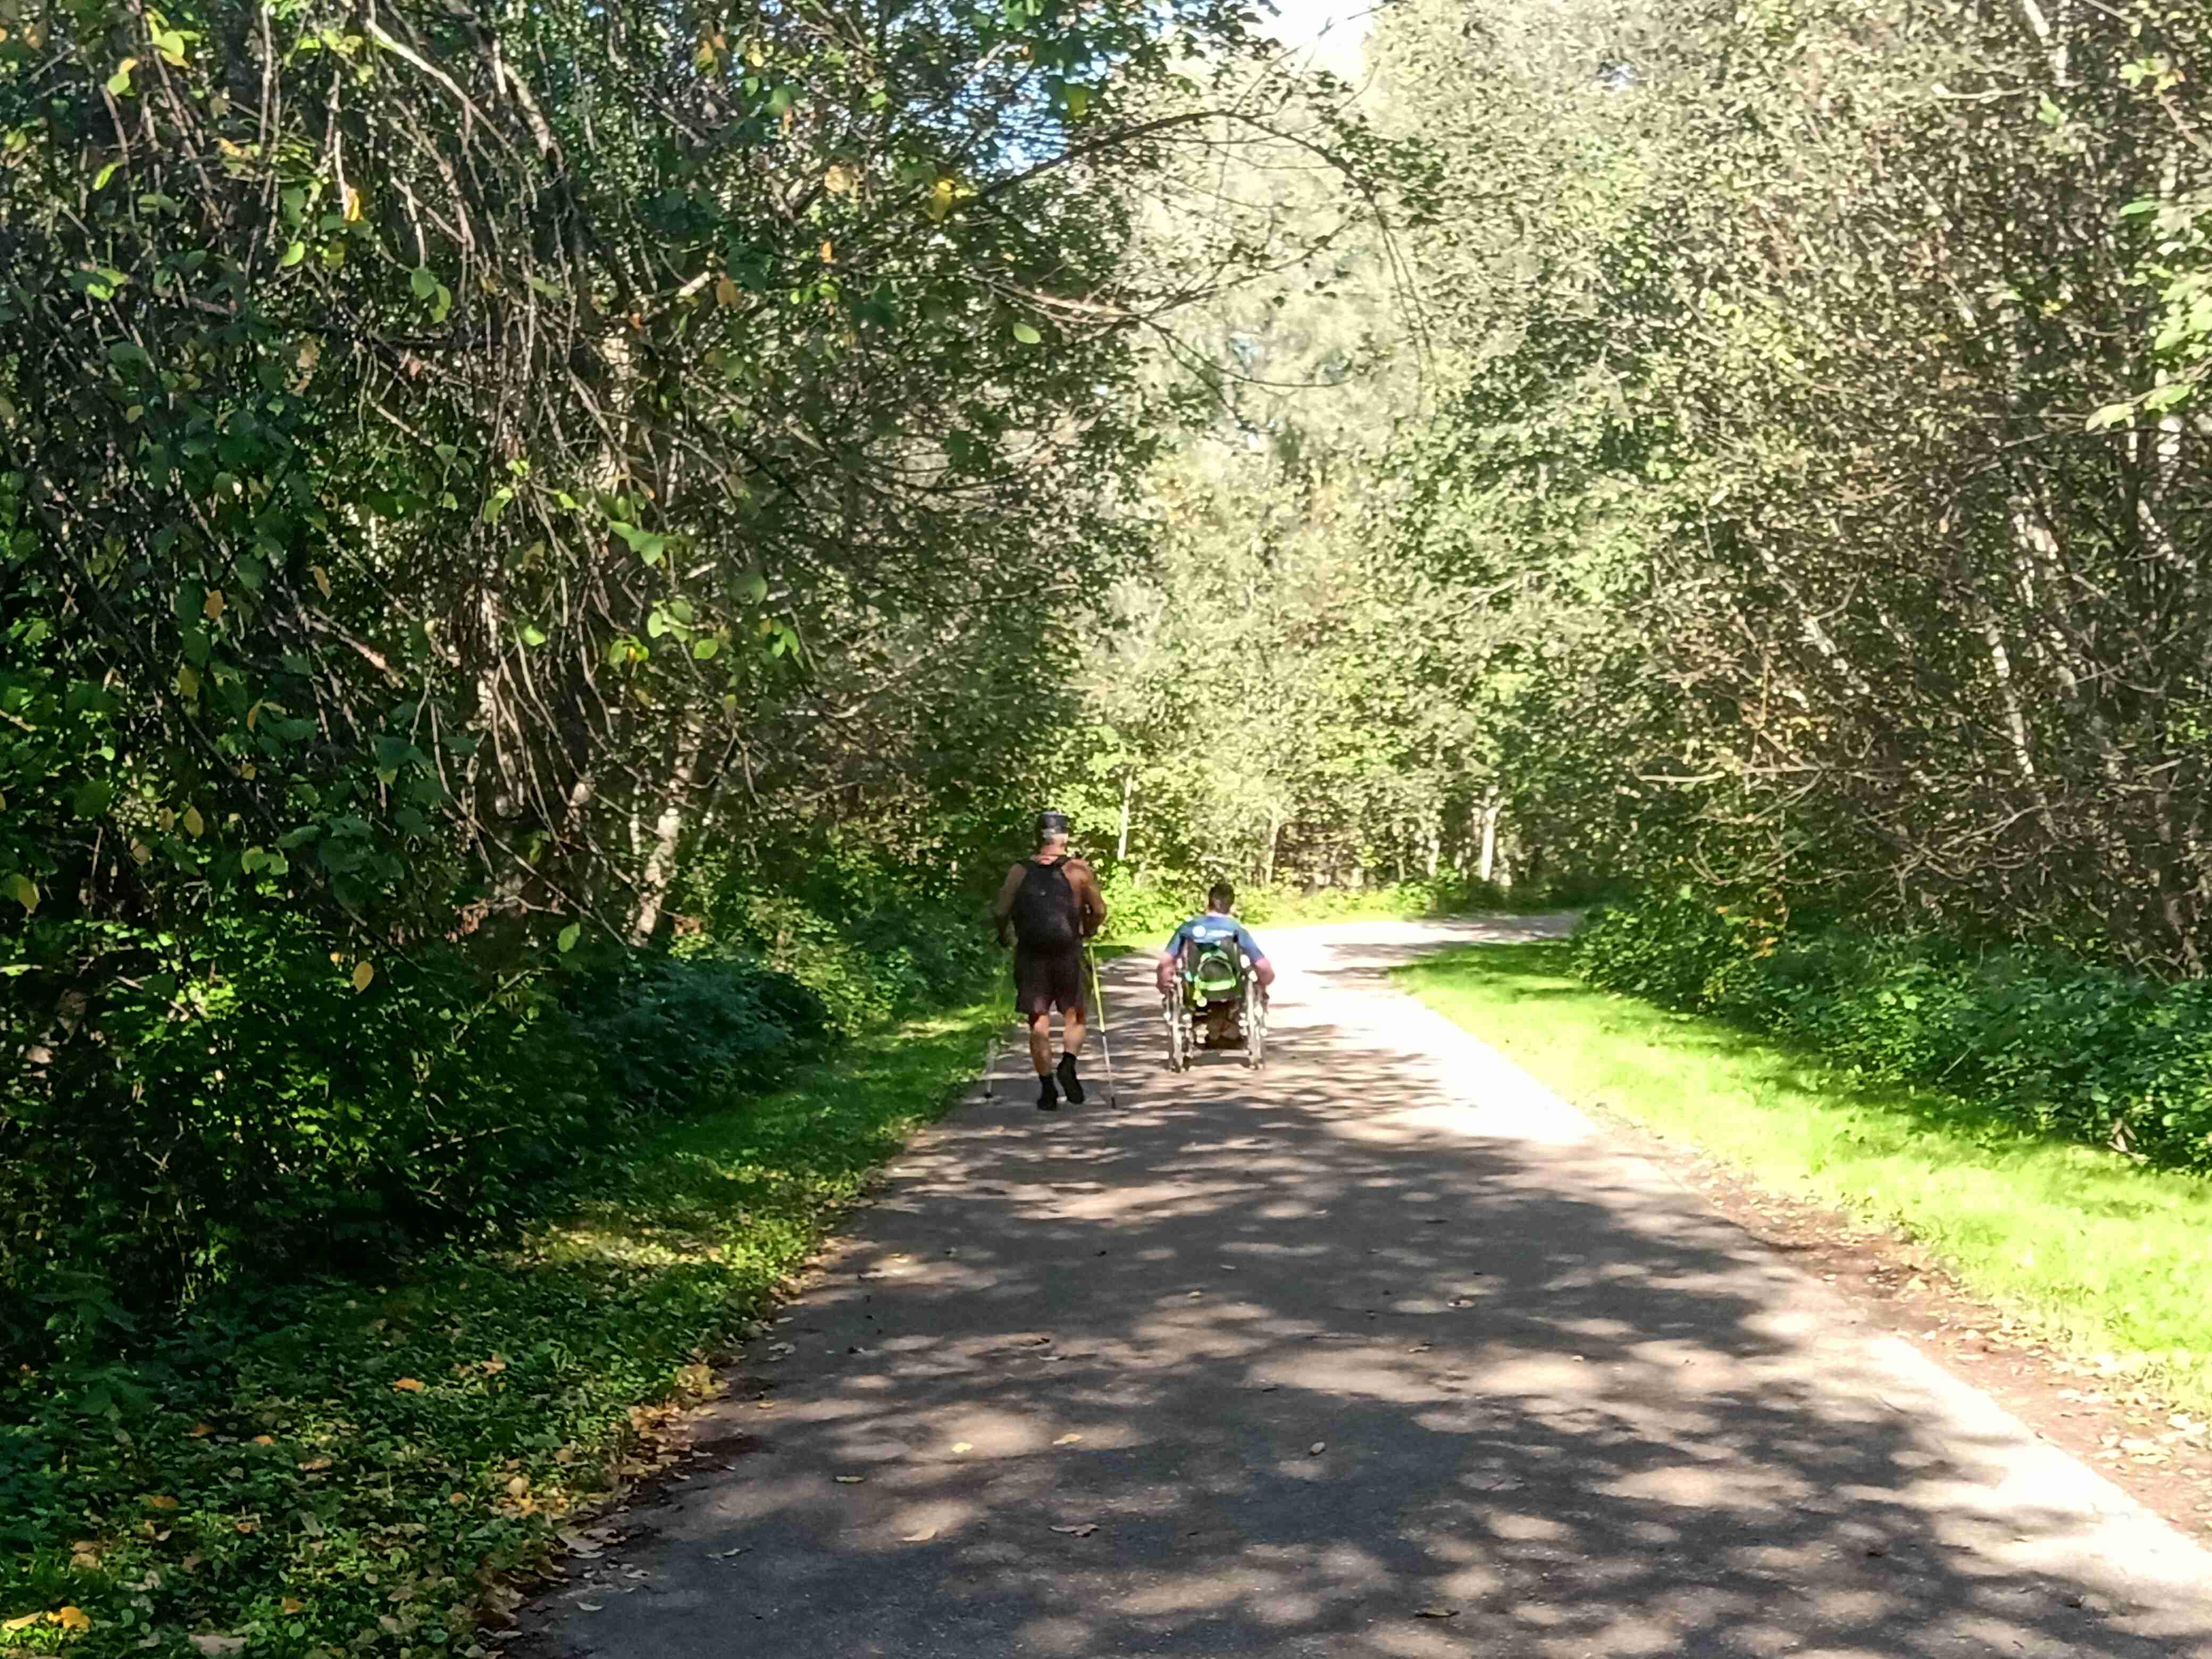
[[693, 636, 720, 660], [1011, 321, 1042, 345], [410, 266, 438, 299], [94, 163, 120, 191], [2087, 400, 2135, 432], [281, 241, 306, 268], [610, 522, 669, 566], [557, 923, 583, 953]]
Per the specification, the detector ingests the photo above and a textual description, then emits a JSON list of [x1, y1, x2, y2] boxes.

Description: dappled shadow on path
[[529, 925, 2212, 1659]]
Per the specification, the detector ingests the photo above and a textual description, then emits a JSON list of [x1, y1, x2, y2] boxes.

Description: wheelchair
[[1162, 939, 1267, 1072]]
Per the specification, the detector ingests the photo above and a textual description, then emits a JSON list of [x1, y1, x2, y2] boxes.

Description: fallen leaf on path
[[950, 1442, 973, 1454], [706, 1547, 745, 1559], [1413, 1605, 1459, 1620], [833, 1475, 865, 1484], [392, 1378, 425, 1393], [1053, 1434, 1083, 1446], [575, 1603, 603, 1614], [901, 1527, 939, 1543], [1049, 1524, 1098, 1538], [1308, 1442, 1327, 1455]]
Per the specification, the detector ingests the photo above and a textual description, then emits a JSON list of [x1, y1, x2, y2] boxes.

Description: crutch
[[1085, 945, 1119, 1108]]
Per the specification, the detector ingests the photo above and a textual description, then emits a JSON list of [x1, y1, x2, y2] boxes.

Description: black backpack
[[1010, 858, 1080, 948]]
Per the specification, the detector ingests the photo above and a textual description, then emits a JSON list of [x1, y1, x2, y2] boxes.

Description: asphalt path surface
[[531, 919, 2212, 1657]]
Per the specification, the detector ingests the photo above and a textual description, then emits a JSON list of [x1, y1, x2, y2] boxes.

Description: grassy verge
[[2, 996, 998, 1659], [1397, 942, 2212, 1415]]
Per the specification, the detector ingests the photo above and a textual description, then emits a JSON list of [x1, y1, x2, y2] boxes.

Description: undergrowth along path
[[1, 1000, 1000, 1659]]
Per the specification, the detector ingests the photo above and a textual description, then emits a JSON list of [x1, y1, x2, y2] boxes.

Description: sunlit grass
[[1400, 942, 2212, 1415]]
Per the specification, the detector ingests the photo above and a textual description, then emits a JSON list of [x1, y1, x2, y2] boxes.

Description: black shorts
[[1014, 943, 1086, 1018]]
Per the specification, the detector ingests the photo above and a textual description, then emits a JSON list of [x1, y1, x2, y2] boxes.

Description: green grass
[[2, 996, 998, 1659], [1398, 942, 2212, 1414]]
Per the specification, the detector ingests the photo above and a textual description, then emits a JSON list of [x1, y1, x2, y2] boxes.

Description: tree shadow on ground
[[525, 927, 2212, 1659]]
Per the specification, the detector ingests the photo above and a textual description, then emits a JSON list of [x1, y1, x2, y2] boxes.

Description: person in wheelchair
[[1156, 882, 1276, 1045]]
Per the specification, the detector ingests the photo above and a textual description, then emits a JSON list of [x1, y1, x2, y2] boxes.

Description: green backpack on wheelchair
[[1183, 943, 1243, 1006]]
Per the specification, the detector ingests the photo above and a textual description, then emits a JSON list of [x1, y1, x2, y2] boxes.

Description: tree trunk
[[1478, 794, 1501, 885], [630, 718, 705, 944]]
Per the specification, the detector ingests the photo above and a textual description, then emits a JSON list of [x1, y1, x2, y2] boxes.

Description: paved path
[[534, 920, 2212, 1657]]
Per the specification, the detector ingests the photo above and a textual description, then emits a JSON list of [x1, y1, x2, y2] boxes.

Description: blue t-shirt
[[1166, 912, 1266, 963]]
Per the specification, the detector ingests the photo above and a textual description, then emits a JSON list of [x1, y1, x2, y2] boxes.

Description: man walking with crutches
[[991, 810, 1107, 1112]]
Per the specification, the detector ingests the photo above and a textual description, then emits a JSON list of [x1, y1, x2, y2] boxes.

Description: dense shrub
[[4, 875, 996, 1367], [563, 954, 831, 1115], [1, 918, 607, 1363], [1572, 897, 2212, 1171], [1561, 894, 1778, 1007], [1097, 869, 1195, 945], [698, 890, 995, 1033]]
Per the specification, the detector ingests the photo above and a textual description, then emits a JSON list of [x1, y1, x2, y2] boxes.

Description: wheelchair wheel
[[1242, 971, 1266, 1069], [1162, 991, 1187, 1073]]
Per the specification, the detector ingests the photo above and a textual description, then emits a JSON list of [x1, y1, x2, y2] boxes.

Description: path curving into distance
[[527, 918, 2212, 1657]]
